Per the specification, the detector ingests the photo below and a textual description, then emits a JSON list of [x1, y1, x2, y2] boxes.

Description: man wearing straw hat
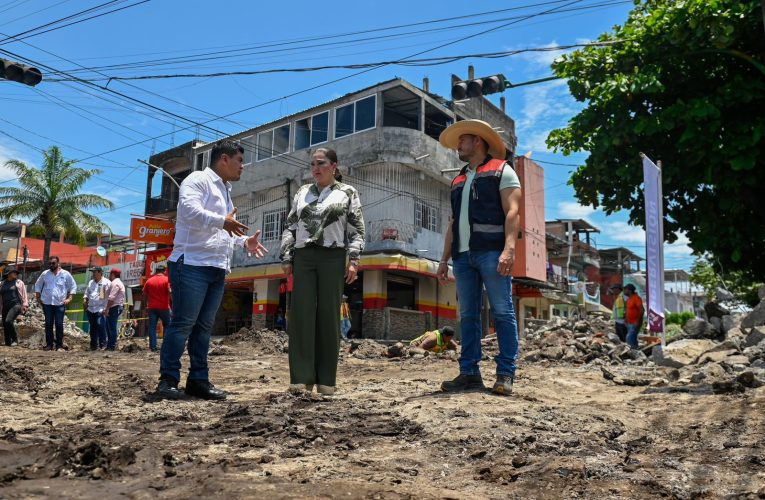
[[436, 119, 522, 396]]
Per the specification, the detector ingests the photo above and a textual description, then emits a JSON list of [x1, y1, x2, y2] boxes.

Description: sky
[[0, 0, 696, 272]]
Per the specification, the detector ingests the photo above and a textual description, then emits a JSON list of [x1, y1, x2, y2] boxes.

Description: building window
[[256, 131, 271, 161], [241, 136, 253, 165], [256, 124, 291, 161], [195, 150, 209, 170], [334, 95, 376, 139], [295, 111, 329, 150], [415, 199, 439, 232], [262, 209, 287, 241], [238, 214, 250, 227]]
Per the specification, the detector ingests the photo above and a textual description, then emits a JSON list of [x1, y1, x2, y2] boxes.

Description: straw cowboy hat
[[439, 119, 507, 159]]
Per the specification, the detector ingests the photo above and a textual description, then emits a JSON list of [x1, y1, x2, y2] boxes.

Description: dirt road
[[1, 341, 763, 499]]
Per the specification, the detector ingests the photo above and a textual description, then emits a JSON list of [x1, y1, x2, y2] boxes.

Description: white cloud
[[600, 221, 645, 243], [0, 142, 34, 182], [556, 201, 599, 221]]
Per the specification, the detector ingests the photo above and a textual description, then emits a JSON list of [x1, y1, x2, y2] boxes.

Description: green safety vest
[[613, 293, 626, 321], [410, 330, 447, 353]]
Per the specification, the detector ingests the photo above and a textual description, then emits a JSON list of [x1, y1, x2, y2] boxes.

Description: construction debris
[[9, 301, 89, 350]]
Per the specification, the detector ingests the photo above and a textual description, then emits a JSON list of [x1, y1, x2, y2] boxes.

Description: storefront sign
[[130, 218, 175, 244]]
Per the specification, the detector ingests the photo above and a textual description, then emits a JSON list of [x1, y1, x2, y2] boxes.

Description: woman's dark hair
[[314, 147, 342, 182]]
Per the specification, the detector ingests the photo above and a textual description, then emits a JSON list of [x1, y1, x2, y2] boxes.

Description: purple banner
[[642, 155, 665, 333]]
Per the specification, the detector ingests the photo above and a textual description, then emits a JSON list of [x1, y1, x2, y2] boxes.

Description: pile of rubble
[[519, 315, 648, 365], [219, 327, 288, 354], [8, 300, 89, 350], [345, 339, 459, 361], [518, 287, 765, 393]]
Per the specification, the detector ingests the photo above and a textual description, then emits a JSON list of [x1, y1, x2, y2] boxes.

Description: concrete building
[[143, 77, 546, 339]]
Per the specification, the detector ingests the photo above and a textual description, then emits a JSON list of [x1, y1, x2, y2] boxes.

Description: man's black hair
[[210, 139, 244, 168]]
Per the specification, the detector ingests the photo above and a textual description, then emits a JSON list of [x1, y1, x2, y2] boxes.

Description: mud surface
[[1, 341, 764, 499]]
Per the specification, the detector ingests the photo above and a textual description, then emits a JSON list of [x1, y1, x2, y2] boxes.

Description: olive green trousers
[[288, 246, 345, 386]]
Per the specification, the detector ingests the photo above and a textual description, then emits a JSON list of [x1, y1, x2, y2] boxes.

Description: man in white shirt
[[84, 267, 110, 350], [105, 268, 126, 351], [34, 255, 77, 351], [157, 140, 267, 400]]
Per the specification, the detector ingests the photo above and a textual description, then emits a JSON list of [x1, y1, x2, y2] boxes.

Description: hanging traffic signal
[[0, 58, 42, 86], [451, 74, 509, 100]]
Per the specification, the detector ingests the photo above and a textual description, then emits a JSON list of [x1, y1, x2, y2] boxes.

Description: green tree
[[690, 257, 762, 307], [0, 146, 114, 263], [547, 0, 765, 278]]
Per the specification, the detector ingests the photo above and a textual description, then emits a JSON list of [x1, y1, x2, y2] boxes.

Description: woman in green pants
[[280, 148, 365, 395]]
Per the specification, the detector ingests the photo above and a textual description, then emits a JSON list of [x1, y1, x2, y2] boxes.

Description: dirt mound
[[219, 327, 288, 354], [0, 358, 43, 392], [0, 440, 136, 482]]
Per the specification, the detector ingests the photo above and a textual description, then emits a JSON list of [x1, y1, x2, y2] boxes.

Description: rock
[[511, 455, 528, 468], [688, 363, 728, 384], [683, 319, 717, 339], [702, 339, 741, 354], [652, 339, 717, 368], [744, 326, 765, 348], [721, 314, 744, 334], [522, 350, 541, 362], [709, 317, 722, 335], [697, 349, 738, 365], [725, 327, 746, 345], [759, 285, 765, 301], [540, 346, 564, 360], [573, 321, 589, 333], [743, 344, 765, 362], [704, 301, 730, 319], [715, 287, 735, 302], [736, 371, 764, 388], [741, 301, 765, 330], [722, 355, 751, 367]]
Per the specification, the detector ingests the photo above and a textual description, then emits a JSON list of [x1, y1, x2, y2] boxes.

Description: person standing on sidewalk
[[436, 120, 522, 396], [1, 268, 28, 346], [105, 268, 126, 351], [155, 140, 267, 401], [143, 263, 171, 352], [280, 148, 365, 396], [83, 267, 110, 350], [34, 256, 77, 351]]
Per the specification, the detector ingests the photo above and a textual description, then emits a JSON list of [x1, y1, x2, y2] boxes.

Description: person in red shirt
[[143, 263, 171, 352], [624, 284, 645, 349]]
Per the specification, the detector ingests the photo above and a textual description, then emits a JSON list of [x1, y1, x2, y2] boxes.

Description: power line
[[55, 1, 623, 76], [0, 0, 149, 46], [0, 0, 76, 29], [47, 0, 583, 73], [46, 41, 625, 82]]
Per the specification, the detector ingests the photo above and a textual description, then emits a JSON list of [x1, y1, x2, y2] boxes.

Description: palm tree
[[0, 146, 114, 264]]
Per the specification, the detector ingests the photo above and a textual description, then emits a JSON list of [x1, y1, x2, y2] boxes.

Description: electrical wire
[[46, 41, 626, 82]]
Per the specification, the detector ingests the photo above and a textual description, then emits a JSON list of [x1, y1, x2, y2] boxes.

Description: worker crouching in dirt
[[409, 326, 458, 353]]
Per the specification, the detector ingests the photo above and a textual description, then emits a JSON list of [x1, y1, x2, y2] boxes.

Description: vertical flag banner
[[642, 154, 665, 335]]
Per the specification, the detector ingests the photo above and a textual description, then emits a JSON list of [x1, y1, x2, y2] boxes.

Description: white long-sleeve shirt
[[84, 277, 111, 313], [169, 167, 247, 272]]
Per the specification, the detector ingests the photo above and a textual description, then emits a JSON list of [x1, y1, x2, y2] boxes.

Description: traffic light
[[451, 74, 509, 100], [0, 58, 42, 86]]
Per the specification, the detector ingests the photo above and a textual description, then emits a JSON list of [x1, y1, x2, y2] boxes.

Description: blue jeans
[[341, 318, 351, 339], [626, 323, 640, 349], [147, 309, 171, 351], [453, 250, 519, 379], [42, 304, 65, 348], [106, 305, 123, 350], [87, 311, 107, 349], [159, 257, 226, 382]]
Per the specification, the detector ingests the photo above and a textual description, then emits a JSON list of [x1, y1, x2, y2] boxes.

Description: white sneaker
[[10, 342, 18, 346]]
